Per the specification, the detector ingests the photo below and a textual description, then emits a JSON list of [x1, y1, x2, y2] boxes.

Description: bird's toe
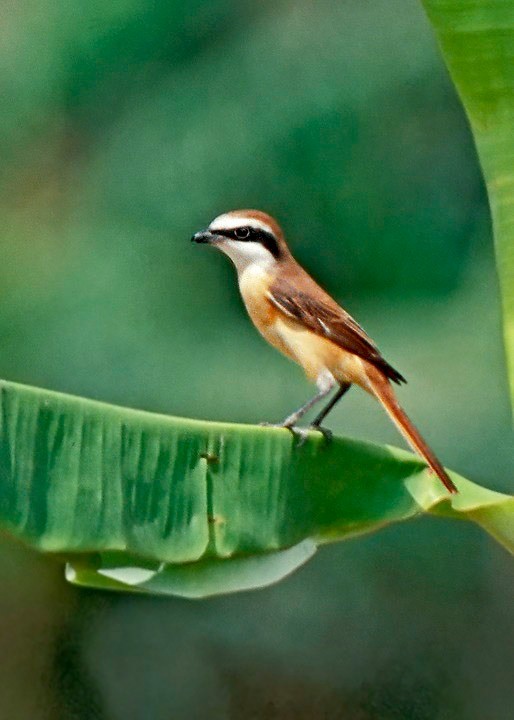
[[309, 424, 333, 443]]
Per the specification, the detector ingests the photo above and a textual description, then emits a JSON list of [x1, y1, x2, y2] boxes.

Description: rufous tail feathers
[[367, 373, 457, 494]]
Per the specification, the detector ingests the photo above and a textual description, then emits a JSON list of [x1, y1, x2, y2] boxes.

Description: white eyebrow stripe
[[209, 214, 274, 235]]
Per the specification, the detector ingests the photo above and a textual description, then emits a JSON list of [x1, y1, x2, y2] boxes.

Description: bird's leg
[[259, 386, 333, 445], [261, 386, 332, 437], [280, 386, 333, 429], [310, 382, 351, 435]]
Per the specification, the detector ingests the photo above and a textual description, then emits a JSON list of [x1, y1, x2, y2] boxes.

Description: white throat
[[217, 239, 276, 274]]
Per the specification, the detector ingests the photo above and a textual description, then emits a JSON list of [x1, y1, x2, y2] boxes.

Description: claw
[[309, 424, 333, 443], [259, 422, 311, 447], [286, 425, 311, 447], [260, 422, 332, 447]]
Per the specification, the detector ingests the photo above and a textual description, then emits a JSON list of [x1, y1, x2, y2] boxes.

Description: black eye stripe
[[217, 227, 252, 241], [213, 226, 281, 258], [259, 231, 281, 258], [212, 227, 252, 241], [212, 228, 242, 240]]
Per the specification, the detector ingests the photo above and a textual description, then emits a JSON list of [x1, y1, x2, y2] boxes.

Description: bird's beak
[[191, 229, 218, 244]]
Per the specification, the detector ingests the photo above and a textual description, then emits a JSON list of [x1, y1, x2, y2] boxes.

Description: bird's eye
[[234, 227, 250, 240]]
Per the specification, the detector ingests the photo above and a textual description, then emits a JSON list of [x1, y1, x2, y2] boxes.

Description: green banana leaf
[[422, 0, 514, 406], [0, 380, 511, 598]]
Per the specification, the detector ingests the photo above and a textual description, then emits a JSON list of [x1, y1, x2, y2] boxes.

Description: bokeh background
[[0, 1, 513, 718]]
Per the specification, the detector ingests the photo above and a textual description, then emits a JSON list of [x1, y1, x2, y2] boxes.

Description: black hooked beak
[[191, 229, 217, 244]]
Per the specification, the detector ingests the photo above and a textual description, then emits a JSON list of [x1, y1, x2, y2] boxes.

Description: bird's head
[[192, 209, 288, 272]]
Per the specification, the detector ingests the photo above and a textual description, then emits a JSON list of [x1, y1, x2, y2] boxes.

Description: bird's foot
[[259, 421, 332, 448], [285, 425, 311, 447], [259, 421, 310, 446], [309, 424, 333, 443]]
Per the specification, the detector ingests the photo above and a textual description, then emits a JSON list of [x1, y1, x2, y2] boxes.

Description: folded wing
[[268, 279, 405, 385]]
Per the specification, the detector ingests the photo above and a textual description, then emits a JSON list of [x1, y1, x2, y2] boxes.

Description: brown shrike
[[192, 209, 457, 494]]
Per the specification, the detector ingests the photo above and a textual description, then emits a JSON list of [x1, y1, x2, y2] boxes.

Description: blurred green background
[[0, 0, 512, 718]]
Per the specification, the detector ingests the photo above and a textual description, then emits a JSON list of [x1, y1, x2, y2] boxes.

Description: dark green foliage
[[0, 1, 513, 718]]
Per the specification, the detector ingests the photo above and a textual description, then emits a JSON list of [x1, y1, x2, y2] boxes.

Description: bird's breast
[[237, 265, 293, 355], [238, 265, 277, 330], [238, 265, 330, 373], [237, 265, 369, 386]]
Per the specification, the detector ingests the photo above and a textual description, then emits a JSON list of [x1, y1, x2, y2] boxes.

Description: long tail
[[367, 372, 457, 494]]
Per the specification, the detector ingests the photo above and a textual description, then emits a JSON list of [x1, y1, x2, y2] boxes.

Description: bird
[[192, 209, 457, 494]]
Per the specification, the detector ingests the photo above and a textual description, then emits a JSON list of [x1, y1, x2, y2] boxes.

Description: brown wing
[[268, 279, 405, 385]]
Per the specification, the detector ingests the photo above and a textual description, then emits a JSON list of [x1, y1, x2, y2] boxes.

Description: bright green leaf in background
[[422, 0, 514, 407], [1, 0, 514, 599], [0, 381, 512, 597], [0, 1, 513, 715]]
